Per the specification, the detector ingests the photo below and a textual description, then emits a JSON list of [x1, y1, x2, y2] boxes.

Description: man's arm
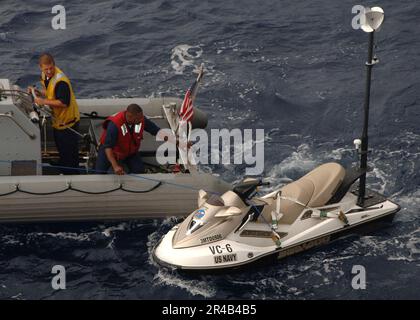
[[28, 87, 46, 97], [145, 117, 177, 145], [35, 97, 67, 108], [144, 117, 161, 136], [35, 82, 71, 109], [105, 148, 124, 175], [145, 117, 192, 148], [102, 122, 125, 175]]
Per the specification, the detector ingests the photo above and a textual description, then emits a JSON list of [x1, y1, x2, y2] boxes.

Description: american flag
[[179, 84, 195, 123], [179, 66, 204, 123]]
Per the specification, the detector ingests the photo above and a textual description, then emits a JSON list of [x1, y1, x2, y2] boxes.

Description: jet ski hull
[[153, 198, 400, 271]]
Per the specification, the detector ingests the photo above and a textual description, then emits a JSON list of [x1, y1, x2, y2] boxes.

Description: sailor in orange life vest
[[96, 104, 165, 175], [29, 53, 81, 175]]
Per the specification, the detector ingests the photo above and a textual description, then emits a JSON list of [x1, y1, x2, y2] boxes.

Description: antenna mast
[[357, 7, 385, 207]]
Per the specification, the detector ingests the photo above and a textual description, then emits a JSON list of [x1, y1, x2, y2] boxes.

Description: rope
[[248, 201, 283, 245], [121, 182, 162, 193], [17, 185, 70, 196], [0, 189, 19, 197], [81, 111, 107, 119], [0, 159, 219, 196], [0, 180, 162, 197]]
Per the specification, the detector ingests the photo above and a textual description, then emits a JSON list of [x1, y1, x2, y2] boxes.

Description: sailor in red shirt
[[96, 104, 160, 175]]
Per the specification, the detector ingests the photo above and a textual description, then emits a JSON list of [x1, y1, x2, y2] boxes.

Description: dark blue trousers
[[95, 147, 145, 174], [53, 122, 80, 175]]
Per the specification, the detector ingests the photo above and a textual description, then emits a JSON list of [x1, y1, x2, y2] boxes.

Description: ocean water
[[0, 0, 419, 299]]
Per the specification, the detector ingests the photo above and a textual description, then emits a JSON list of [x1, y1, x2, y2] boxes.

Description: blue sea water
[[0, 0, 419, 299]]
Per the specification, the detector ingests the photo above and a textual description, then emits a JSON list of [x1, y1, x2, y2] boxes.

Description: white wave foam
[[101, 222, 130, 237], [265, 130, 419, 197], [171, 44, 203, 75], [145, 217, 216, 298], [28, 232, 93, 242], [340, 226, 420, 263], [10, 293, 23, 300], [146, 217, 178, 266], [153, 269, 216, 298], [1, 235, 23, 246], [392, 189, 420, 222], [267, 143, 318, 184]]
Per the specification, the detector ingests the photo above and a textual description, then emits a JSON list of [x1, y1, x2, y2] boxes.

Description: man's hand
[[27, 87, 42, 96], [113, 164, 125, 175], [34, 97, 45, 106], [105, 148, 123, 175], [28, 87, 46, 106]]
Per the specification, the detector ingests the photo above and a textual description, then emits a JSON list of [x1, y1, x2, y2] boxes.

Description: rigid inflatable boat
[[0, 78, 230, 223]]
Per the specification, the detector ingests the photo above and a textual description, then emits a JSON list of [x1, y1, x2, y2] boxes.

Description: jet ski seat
[[302, 162, 346, 207], [268, 163, 345, 224]]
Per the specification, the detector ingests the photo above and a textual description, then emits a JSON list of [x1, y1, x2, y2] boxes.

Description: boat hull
[[0, 173, 230, 223]]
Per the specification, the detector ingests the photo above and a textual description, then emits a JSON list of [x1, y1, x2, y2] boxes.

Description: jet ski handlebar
[[233, 178, 270, 201]]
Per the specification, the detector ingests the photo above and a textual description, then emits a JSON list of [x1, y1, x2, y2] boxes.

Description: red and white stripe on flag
[[179, 87, 194, 123]]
